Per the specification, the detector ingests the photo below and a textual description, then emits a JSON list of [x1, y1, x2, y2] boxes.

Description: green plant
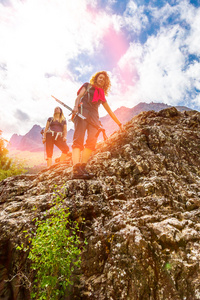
[[0, 160, 26, 180], [17, 191, 84, 300], [0, 130, 26, 180]]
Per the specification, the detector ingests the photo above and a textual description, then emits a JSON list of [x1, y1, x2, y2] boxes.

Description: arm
[[42, 120, 50, 143], [102, 102, 122, 127], [63, 124, 67, 141], [73, 87, 86, 114]]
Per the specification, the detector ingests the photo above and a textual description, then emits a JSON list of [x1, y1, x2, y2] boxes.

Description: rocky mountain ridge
[[9, 102, 192, 152], [0, 107, 200, 299]]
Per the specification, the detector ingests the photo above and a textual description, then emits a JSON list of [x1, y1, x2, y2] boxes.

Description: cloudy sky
[[0, 0, 200, 140]]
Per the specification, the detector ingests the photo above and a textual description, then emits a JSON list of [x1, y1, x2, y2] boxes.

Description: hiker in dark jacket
[[43, 106, 69, 167], [72, 71, 122, 179]]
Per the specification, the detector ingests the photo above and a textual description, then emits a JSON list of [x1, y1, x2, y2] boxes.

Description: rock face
[[100, 102, 192, 137], [0, 107, 200, 300]]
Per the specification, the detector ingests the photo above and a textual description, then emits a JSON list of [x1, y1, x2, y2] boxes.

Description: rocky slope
[[0, 107, 200, 299], [100, 102, 192, 137]]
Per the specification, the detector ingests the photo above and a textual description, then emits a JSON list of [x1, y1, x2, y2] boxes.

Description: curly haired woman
[[72, 71, 122, 179]]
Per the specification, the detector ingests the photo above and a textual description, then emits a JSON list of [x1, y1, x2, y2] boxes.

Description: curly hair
[[90, 71, 111, 96]]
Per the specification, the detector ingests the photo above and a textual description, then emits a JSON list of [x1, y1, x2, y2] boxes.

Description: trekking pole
[[40, 129, 47, 161], [51, 95, 86, 120]]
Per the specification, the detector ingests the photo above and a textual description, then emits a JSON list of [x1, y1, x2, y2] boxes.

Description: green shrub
[[17, 191, 85, 300], [0, 130, 26, 180], [0, 160, 26, 181]]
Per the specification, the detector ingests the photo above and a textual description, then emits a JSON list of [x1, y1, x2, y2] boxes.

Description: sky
[[0, 0, 200, 140]]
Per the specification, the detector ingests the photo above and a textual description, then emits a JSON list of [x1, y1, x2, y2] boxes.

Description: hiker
[[72, 70, 122, 179], [42, 106, 69, 167]]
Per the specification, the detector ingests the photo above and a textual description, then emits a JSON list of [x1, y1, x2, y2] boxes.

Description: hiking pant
[[46, 132, 69, 158]]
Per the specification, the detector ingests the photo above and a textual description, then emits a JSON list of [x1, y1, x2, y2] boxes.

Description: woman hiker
[[42, 106, 69, 167], [71, 70, 122, 179]]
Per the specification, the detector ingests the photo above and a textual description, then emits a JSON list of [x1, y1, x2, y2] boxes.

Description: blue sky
[[0, 0, 200, 140]]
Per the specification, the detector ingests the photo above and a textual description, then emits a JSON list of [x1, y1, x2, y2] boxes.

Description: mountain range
[[9, 102, 193, 152]]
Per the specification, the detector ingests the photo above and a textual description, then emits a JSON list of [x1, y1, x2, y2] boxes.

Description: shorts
[[72, 108, 100, 151]]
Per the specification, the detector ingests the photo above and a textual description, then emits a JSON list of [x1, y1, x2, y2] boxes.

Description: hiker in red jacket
[[43, 107, 69, 167], [72, 71, 122, 179]]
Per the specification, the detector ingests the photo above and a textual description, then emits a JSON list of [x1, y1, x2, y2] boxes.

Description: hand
[[118, 123, 123, 130], [72, 106, 78, 114], [63, 137, 67, 142], [42, 138, 46, 144], [118, 123, 126, 132]]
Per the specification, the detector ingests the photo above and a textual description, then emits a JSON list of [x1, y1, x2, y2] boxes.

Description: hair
[[53, 107, 66, 123], [90, 71, 111, 96]]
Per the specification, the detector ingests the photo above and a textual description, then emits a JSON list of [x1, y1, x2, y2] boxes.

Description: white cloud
[[0, 0, 200, 141], [137, 26, 187, 101], [111, 26, 186, 106], [182, 5, 200, 55], [122, 0, 149, 34], [0, 0, 115, 139], [185, 61, 200, 107], [109, 0, 200, 112], [150, 1, 180, 24]]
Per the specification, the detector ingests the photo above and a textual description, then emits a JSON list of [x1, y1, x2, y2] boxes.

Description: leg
[[83, 122, 98, 160], [81, 148, 93, 164], [60, 153, 67, 162], [71, 114, 94, 179], [54, 137, 69, 163], [71, 147, 94, 179], [47, 157, 52, 167], [72, 148, 81, 165], [72, 115, 87, 167], [72, 116, 87, 162], [71, 147, 93, 179], [46, 133, 54, 167], [78, 122, 98, 178]]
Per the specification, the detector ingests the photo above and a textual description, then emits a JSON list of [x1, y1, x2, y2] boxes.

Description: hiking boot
[[81, 163, 94, 179], [71, 163, 91, 180]]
